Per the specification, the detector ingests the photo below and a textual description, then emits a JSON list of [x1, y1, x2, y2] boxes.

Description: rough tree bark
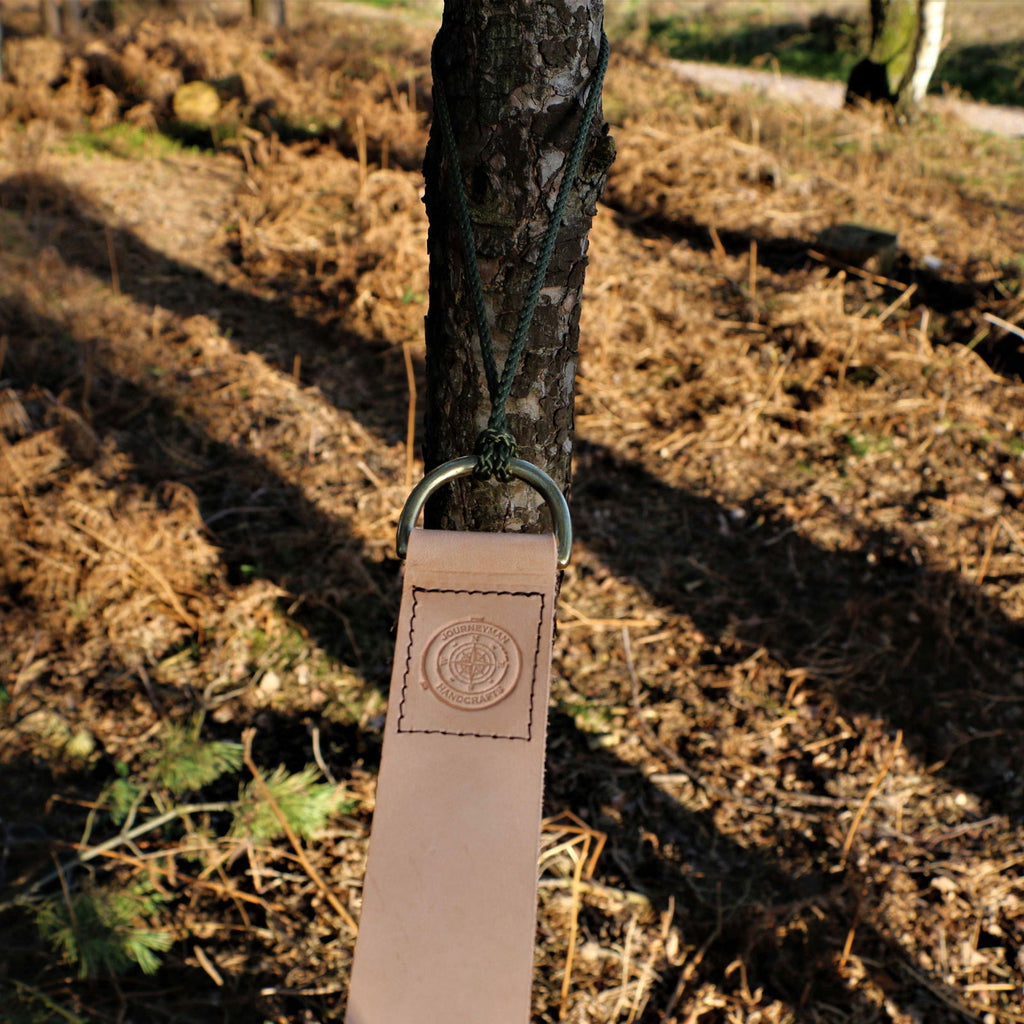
[[846, 0, 947, 115], [422, 0, 613, 536]]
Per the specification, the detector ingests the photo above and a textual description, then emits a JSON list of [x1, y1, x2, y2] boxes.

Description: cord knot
[[475, 429, 518, 482]]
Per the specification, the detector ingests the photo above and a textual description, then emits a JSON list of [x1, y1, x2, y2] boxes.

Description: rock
[[66, 728, 98, 759], [173, 80, 221, 125]]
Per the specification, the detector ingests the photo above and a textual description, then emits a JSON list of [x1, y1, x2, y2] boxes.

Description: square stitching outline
[[396, 586, 546, 740]]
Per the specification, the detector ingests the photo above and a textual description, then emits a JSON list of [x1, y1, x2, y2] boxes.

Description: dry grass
[[1, 7, 1023, 1024]]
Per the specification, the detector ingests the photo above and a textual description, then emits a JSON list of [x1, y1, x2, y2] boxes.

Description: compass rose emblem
[[423, 619, 521, 710]]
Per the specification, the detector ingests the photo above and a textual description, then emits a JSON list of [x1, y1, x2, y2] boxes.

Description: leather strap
[[346, 527, 558, 1024]]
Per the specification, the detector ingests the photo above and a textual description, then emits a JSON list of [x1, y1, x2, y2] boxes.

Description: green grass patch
[[845, 432, 893, 457], [649, 11, 862, 83], [64, 123, 194, 159], [937, 40, 1024, 108]]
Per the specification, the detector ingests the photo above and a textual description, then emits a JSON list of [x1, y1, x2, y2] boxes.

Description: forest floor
[[2, 5, 1024, 1024]]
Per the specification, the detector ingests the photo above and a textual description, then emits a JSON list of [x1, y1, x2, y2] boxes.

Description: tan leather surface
[[345, 528, 558, 1024]]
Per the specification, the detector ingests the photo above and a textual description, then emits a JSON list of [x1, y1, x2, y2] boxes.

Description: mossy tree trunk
[[422, 0, 613, 536], [846, 0, 947, 115]]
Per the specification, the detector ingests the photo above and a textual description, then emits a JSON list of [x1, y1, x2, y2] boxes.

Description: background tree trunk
[[846, 0, 947, 114], [251, 0, 285, 29], [41, 0, 62, 37], [423, 0, 612, 535], [63, 0, 82, 35], [908, 0, 947, 104]]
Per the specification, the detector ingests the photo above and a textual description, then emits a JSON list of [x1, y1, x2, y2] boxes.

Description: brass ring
[[396, 456, 573, 568]]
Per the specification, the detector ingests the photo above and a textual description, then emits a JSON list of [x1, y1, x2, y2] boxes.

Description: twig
[[193, 944, 224, 987], [356, 459, 384, 489], [838, 889, 863, 971], [402, 340, 418, 491], [626, 935, 658, 1024], [839, 731, 902, 870], [998, 515, 1024, 557], [86, 844, 286, 913], [560, 617, 661, 631], [875, 282, 917, 324], [559, 832, 589, 1021], [240, 729, 358, 935], [11, 981, 89, 1023], [559, 601, 661, 631], [807, 249, 909, 290], [975, 521, 999, 585], [311, 724, 337, 785], [982, 311, 1024, 342], [217, 860, 254, 928], [661, 884, 723, 1020], [895, 958, 1018, 1022], [4, 802, 233, 908], [708, 225, 726, 262], [541, 812, 606, 1020], [918, 307, 931, 352], [259, 984, 346, 997]]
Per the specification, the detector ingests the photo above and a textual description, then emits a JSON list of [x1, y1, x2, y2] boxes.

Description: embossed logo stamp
[[422, 618, 521, 710]]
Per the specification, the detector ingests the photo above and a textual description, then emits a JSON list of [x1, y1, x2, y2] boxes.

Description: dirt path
[[666, 58, 1024, 137]]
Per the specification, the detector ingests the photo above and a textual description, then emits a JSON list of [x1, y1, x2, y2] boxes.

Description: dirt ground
[[1, 5, 1024, 1024]]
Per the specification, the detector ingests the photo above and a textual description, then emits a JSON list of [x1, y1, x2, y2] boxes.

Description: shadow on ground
[[1, 170, 1021, 1021]]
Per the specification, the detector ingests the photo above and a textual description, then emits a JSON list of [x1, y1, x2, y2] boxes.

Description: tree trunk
[[908, 0, 946, 104], [63, 0, 82, 35], [41, 0, 62, 37], [846, 0, 947, 114], [251, 0, 285, 29], [422, 0, 613, 536]]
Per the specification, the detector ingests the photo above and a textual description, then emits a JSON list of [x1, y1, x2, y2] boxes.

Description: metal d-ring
[[396, 456, 573, 568]]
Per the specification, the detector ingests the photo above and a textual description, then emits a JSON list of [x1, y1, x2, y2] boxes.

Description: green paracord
[[431, 30, 611, 482]]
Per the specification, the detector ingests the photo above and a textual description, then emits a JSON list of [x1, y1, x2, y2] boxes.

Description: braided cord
[[432, 30, 610, 480]]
